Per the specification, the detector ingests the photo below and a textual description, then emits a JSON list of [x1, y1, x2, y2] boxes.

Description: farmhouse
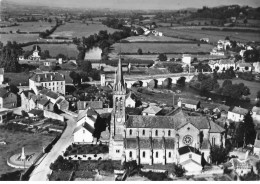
[[0, 88, 17, 109], [208, 59, 235, 72], [236, 62, 252, 72], [227, 106, 249, 122], [177, 98, 200, 111]]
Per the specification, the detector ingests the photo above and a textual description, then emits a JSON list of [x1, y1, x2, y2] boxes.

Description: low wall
[[44, 110, 64, 121], [141, 168, 167, 173]]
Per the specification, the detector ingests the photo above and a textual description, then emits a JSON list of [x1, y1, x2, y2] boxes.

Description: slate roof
[[217, 104, 230, 112], [180, 159, 202, 167], [21, 90, 35, 98], [126, 115, 182, 129], [164, 138, 175, 149], [124, 138, 175, 149], [30, 72, 65, 82], [229, 106, 249, 115], [186, 116, 210, 130], [37, 97, 50, 106], [39, 88, 60, 99], [28, 109, 43, 116], [77, 107, 98, 121], [73, 123, 94, 134], [77, 101, 103, 110], [209, 120, 225, 133], [178, 146, 201, 155], [142, 106, 162, 114], [126, 91, 137, 100], [0, 88, 8, 98], [252, 106, 260, 115], [179, 98, 199, 105]]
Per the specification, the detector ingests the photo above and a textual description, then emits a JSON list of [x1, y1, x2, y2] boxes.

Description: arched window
[[169, 152, 171, 158], [143, 151, 146, 158], [155, 130, 158, 136], [129, 129, 132, 135], [129, 151, 132, 158], [142, 130, 145, 136], [156, 152, 158, 158], [168, 130, 171, 136]]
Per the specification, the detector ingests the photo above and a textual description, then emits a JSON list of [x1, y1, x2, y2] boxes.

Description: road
[[29, 113, 77, 181]]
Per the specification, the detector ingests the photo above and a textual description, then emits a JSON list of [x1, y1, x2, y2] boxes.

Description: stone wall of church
[[178, 123, 200, 148]]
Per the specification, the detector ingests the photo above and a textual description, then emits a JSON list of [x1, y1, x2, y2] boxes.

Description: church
[[108, 57, 225, 168]]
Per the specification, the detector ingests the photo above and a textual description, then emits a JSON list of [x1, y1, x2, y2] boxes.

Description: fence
[[44, 110, 64, 121]]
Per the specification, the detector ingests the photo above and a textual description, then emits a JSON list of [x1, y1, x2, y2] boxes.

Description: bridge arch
[[132, 81, 143, 87], [162, 78, 172, 88], [148, 79, 158, 89]]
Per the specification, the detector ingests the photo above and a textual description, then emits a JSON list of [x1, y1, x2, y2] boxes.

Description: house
[[252, 106, 260, 123], [0, 68, 4, 85], [210, 50, 225, 56], [213, 104, 230, 118], [20, 90, 35, 111], [182, 54, 191, 65], [77, 100, 103, 110], [125, 92, 137, 108], [0, 88, 17, 109], [253, 130, 260, 157], [43, 60, 56, 67], [28, 109, 43, 117], [73, 123, 95, 143], [253, 62, 260, 73], [225, 158, 252, 176], [178, 146, 203, 174], [37, 96, 53, 111], [0, 108, 13, 124], [240, 50, 246, 57], [236, 62, 252, 72], [208, 59, 235, 72], [200, 38, 209, 43], [142, 105, 162, 116], [177, 98, 200, 110], [28, 46, 41, 61], [29, 71, 66, 95], [227, 106, 249, 122], [217, 40, 231, 50], [76, 107, 98, 127]]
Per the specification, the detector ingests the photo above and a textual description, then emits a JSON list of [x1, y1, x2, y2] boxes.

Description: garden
[[64, 143, 109, 156]]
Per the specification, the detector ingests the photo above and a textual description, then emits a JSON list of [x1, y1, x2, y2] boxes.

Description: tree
[[137, 48, 143, 55], [69, 71, 81, 85], [136, 27, 144, 35], [81, 60, 92, 73], [176, 77, 186, 87], [243, 113, 256, 146], [222, 79, 232, 88], [257, 90, 260, 99], [210, 145, 229, 165], [158, 53, 167, 61], [256, 161, 260, 175], [56, 53, 67, 60], [173, 164, 186, 177]]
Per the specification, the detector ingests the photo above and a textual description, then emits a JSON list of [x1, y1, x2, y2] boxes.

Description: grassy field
[[5, 72, 31, 86], [1, 22, 55, 33], [0, 129, 55, 176], [158, 27, 260, 43], [111, 42, 213, 53], [23, 43, 78, 58], [50, 21, 118, 38], [0, 34, 39, 44], [123, 35, 190, 42], [218, 79, 260, 101]]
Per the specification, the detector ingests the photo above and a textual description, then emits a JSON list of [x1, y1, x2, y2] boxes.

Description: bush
[[173, 164, 186, 177], [140, 171, 169, 181]]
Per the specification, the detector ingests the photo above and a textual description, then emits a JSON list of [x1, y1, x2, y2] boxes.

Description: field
[[5, 72, 31, 86], [123, 35, 190, 42], [0, 34, 39, 44], [50, 21, 118, 39], [0, 129, 55, 176], [158, 27, 260, 43], [23, 43, 78, 58], [218, 79, 260, 101], [0, 21, 55, 33]]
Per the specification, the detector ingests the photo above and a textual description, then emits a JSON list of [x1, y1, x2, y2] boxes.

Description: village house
[[177, 98, 200, 111], [213, 104, 230, 118], [0, 108, 13, 124], [210, 48, 225, 56], [28, 109, 43, 118], [43, 60, 56, 67], [20, 90, 35, 111], [0, 68, 4, 85], [142, 105, 162, 116], [225, 158, 252, 176], [208, 59, 236, 72], [252, 106, 260, 123], [253, 129, 260, 157], [125, 91, 138, 108], [0, 88, 17, 109], [217, 40, 231, 50], [253, 62, 260, 73], [227, 106, 249, 122], [236, 62, 252, 72], [77, 100, 103, 110], [182, 54, 192, 65], [29, 71, 66, 95]]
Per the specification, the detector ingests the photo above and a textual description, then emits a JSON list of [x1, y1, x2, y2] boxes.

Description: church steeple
[[113, 56, 126, 92]]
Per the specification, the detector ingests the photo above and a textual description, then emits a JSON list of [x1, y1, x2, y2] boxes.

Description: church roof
[[209, 120, 225, 133], [124, 137, 175, 149], [113, 57, 125, 91]]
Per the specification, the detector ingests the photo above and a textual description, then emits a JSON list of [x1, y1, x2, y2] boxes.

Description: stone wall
[[44, 110, 64, 121]]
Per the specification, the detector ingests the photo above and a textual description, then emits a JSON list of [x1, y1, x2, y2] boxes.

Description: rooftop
[[142, 106, 162, 114], [39, 88, 60, 99], [179, 98, 199, 106], [30, 72, 65, 82], [252, 106, 260, 115], [178, 146, 201, 155], [229, 106, 248, 115]]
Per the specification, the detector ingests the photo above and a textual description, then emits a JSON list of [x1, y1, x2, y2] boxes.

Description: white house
[[236, 62, 252, 72], [125, 92, 137, 108], [252, 106, 260, 123], [253, 62, 260, 73], [208, 59, 235, 72], [73, 123, 95, 143], [182, 54, 192, 65], [227, 106, 249, 122], [210, 48, 225, 56], [0, 68, 4, 85], [142, 105, 162, 116], [218, 40, 231, 50], [253, 130, 260, 157], [226, 158, 252, 176], [177, 98, 200, 111]]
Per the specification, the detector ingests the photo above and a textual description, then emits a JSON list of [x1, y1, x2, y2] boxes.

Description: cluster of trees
[[243, 49, 260, 63], [195, 62, 212, 72], [237, 72, 254, 81], [23, 45, 51, 60], [0, 41, 21, 72], [157, 53, 168, 61], [176, 77, 186, 87], [197, 73, 220, 92], [217, 79, 250, 99], [210, 145, 229, 165], [39, 20, 62, 38], [213, 67, 236, 80]]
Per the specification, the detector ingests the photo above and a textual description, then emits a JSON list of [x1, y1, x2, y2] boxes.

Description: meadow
[[0, 129, 55, 176], [23, 43, 78, 58], [50, 21, 118, 39], [123, 35, 190, 42], [158, 27, 260, 43], [110, 42, 213, 55], [0, 21, 55, 33], [0, 34, 39, 44]]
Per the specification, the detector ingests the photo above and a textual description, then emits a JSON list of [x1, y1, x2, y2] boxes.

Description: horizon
[[4, 0, 260, 10]]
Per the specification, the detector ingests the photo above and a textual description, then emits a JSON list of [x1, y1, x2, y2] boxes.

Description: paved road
[[29, 113, 77, 181]]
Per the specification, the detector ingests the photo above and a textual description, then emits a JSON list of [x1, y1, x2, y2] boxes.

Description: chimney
[[50, 75, 53, 81]]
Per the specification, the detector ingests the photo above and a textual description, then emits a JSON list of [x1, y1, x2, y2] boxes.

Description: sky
[[6, 0, 260, 10]]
